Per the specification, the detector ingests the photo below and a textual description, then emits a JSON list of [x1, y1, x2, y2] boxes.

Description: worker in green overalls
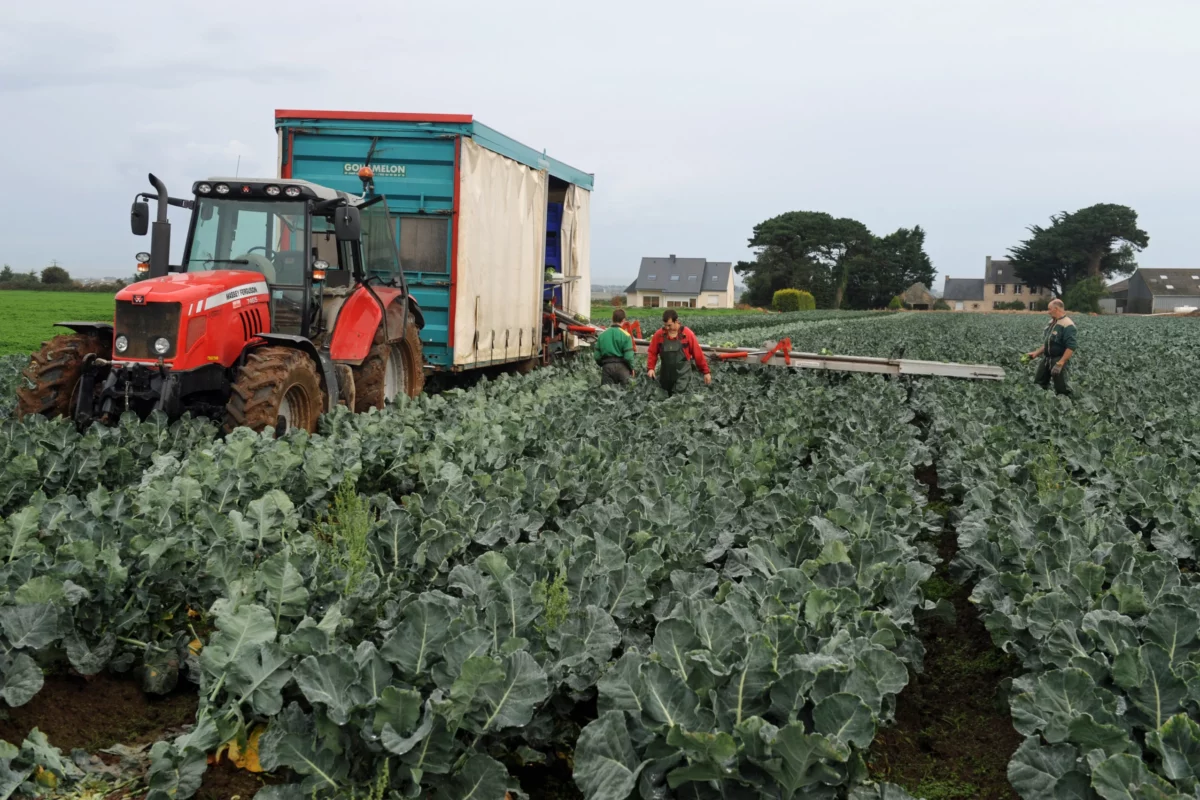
[[645, 310, 712, 395], [1025, 298, 1077, 396]]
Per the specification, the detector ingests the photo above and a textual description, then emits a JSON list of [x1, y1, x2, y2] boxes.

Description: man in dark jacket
[[1026, 298, 1077, 396], [593, 308, 636, 385]]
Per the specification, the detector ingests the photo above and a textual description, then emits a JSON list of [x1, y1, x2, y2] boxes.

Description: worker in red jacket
[[646, 309, 712, 395]]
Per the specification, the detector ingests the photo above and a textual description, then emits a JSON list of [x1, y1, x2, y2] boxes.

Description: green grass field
[[0, 291, 116, 356]]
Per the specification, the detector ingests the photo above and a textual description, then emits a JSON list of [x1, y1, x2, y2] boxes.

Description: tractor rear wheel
[[15, 332, 110, 421], [352, 318, 425, 412], [223, 346, 324, 435]]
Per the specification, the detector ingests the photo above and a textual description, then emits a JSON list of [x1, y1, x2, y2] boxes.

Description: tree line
[[734, 203, 1147, 312], [735, 212, 935, 310], [0, 264, 131, 293]]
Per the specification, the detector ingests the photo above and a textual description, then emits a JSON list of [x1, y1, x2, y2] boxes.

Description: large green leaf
[[293, 651, 371, 726], [813, 693, 875, 749], [434, 753, 509, 800], [1007, 737, 1084, 799], [381, 593, 457, 678], [258, 703, 347, 792], [0, 653, 43, 707], [1113, 644, 1187, 729], [574, 711, 648, 800], [201, 600, 277, 672], [0, 603, 61, 650], [228, 642, 292, 717], [764, 723, 848, 799], [63, 632, 116, 676], [1146, 714, 1200, 784], [639, 662, 709, 731], [1011, 668, 1119, 743], [474, 651, 549, 733], [1090, 753, 1178, 800]]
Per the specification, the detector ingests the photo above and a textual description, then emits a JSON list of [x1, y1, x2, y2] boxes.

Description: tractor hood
[[116, 271, 270, 312]]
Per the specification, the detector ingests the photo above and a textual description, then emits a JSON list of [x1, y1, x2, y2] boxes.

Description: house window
[[1160, 275, 1169, 279], [994, 284, 1005, 294], [711, 276, 719, 282], [1166, 284, 1175, 290], [688, 275, 698, 281], [1014, 285, 1023, 295], [707, 294, 720, 307], [955, 301, 964, 311], [644, 295, 660, 308], [971, 303, 980, 310], [647, 274, 656, 280], [1192, 275, 1199, 280], [670, 275, 681, 281]]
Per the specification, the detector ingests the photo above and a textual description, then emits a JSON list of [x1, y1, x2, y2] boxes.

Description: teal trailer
[[274, 110, 594, 371]]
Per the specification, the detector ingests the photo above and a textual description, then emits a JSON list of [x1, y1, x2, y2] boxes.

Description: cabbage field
[[1, 311, 1198, 800]]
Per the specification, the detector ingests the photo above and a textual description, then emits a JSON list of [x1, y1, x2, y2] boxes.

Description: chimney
[[670, 254, 676, 262]]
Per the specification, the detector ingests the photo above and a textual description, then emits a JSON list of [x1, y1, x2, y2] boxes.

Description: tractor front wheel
[[352, 318, 425, 412], [15, 332, 111, 421], [223, 346, 324, 435]]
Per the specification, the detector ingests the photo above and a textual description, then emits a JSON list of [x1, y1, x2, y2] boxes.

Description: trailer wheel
[[15, 333, 110, 421], [224, 346, 324, 435], [352, 318, 425, 412]]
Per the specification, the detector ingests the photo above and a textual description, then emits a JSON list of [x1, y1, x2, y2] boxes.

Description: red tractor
[[15, 172, 424, 434]]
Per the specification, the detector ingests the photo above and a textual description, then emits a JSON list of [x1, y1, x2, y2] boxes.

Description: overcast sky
[[2, 0, 1197, 286]]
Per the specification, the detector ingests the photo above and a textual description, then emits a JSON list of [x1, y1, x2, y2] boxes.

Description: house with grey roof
[[1127, 269, 1200, 314], [942, 277, 985, 311], [625, 255, 735, 309], [984, 256, 1050, 309]]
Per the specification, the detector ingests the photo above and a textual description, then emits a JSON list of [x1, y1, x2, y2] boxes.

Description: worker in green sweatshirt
[[593, 308, 636, 385]]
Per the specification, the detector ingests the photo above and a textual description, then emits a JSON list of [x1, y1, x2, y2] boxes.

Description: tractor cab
[[15, 172, 424, 434], [171, 177, 404, 341]]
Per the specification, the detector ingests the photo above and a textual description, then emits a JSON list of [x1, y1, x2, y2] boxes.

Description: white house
[[624, 255, 735, 309]]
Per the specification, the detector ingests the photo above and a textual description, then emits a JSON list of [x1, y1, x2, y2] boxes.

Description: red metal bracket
[[760, 338, 792, 365]]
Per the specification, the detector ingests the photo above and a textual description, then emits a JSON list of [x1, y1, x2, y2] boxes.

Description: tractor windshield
[[185, 198, 308, 285]]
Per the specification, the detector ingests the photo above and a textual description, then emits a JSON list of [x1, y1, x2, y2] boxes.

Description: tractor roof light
[[197, 183, 212, 194], [136, 263, 150, 274], [135, 252, 150, 263], [264, 185, 281, 197], [284, 186, 301, 198], [312, 259, 328, 283], [215, 183, 230, 195]]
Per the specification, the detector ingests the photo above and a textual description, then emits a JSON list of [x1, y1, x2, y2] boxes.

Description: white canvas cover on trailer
[[559, 183, 592, 346], [453, 137, 548, 366]]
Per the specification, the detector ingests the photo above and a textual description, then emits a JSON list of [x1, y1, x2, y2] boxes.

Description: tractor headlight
[[264, 185, 281, 197], [115, 335, 129, 353], [197, 183, 212, 194], [215, 183, 230, 195], [153, 337, 171, 355], [284, 186, 301, 198]]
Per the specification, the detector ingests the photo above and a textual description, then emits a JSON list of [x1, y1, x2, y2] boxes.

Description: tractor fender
[[329, 286, 423, 364], [249, 334, 339, 412], [54, 322, 114, 337]]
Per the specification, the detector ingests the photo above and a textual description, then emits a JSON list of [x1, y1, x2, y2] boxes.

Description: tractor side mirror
[[334, 206, 362, 242], [131, 200, 150, 236]]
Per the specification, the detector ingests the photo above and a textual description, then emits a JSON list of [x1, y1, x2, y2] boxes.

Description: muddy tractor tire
[[351, 317, 425, 412], [15, 332, 111, 421], [223, 346, 325, 435]]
